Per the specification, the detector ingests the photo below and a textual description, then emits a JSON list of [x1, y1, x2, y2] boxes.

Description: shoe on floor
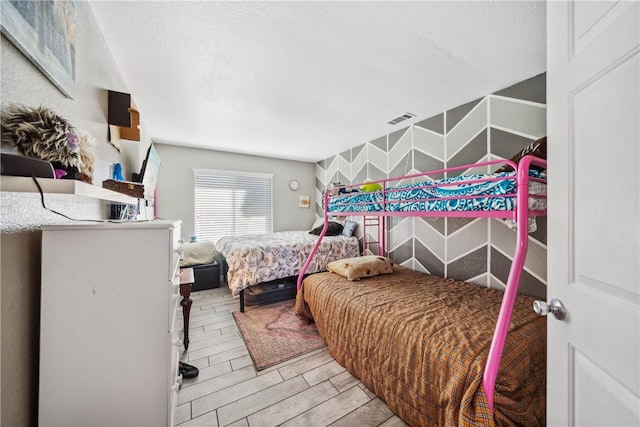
[[179, 362, 199, 378]]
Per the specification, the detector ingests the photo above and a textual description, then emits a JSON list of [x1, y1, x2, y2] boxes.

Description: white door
[[546, 1, 639, 425]]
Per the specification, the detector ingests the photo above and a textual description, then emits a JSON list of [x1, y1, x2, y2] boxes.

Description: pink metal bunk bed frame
[[296, 154, 547, 413]]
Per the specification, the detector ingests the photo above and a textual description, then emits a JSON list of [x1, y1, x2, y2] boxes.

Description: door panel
[[573, 1, 636, 54], [547, 1, 639, 425], [573, 53, 639, 294], [573, 349, 640, 426]]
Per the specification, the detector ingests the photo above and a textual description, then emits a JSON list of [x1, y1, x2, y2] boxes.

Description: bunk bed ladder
[[361, 216, 386, 256]]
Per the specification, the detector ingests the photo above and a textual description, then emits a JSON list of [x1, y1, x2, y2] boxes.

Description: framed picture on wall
[[1, 1, 76, 98], [299, 195, 310, 208]]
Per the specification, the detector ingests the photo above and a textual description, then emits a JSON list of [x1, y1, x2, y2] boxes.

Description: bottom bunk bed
[[295, 264, 546, 427]]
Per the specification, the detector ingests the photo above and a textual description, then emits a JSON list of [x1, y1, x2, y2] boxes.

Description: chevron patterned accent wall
[[315, 73, 547, 299]]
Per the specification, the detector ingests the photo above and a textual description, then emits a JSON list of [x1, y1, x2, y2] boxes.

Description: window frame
[[193, 168, 274, 243]]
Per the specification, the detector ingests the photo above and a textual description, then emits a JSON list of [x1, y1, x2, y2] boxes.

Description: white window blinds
[[194, 169, 273, 243]]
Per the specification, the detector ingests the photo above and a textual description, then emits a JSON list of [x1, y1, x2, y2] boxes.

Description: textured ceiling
[[90, 1, 546, 162]]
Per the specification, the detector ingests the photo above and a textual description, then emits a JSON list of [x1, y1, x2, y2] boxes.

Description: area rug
[[232, 299, 325, 370]]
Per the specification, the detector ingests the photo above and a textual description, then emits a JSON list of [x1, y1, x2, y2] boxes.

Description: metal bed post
[[297, 190, 331, 291], [482, 155, 545, 411], [380, 216, 386, 257], [380, 181, 387, 256], [362, 217, 368, 254]]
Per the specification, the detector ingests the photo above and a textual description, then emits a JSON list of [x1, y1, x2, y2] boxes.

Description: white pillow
[[180, 241, 216, 267]]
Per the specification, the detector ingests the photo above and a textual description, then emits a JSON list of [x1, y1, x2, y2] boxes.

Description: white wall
[[154, 143, 317, 240]]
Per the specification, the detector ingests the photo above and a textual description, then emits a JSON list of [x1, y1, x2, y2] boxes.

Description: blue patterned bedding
[[328, 171, 545, 214]]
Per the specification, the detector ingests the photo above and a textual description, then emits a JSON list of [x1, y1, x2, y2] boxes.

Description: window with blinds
[[194, 169, 273, 243]]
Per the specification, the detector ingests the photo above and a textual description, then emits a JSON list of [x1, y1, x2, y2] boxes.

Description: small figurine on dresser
[[1, 104, 96, 183]]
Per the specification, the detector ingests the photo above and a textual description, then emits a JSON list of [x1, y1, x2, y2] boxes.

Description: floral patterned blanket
[[217, 230, 359, 296]]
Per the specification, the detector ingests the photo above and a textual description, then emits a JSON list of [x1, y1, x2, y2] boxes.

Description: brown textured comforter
[[295, 266, 546, 427]]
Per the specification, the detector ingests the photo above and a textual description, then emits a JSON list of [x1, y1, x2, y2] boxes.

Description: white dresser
[[39, 220, 182, 426]]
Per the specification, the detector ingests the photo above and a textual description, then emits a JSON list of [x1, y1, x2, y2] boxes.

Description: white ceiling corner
[[89, 1, 546, 163]]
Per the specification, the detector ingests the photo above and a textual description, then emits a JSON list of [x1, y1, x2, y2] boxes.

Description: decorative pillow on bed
[[360, 181, 382, 192], [326, 255, 393, 281], [495, 136, 547, 173], [341, 220, 358, 237], [309, 221, 344, 236]]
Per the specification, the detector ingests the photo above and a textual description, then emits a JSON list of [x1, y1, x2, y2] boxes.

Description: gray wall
[[316, 74, 547, 299], [154, 143, 317, 240], [0, 3, 144, 424]]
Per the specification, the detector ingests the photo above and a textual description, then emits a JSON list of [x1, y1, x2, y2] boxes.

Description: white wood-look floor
[[176, 287, 408, 427]]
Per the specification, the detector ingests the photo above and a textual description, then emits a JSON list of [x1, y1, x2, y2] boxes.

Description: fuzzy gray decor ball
[[1, 104, 80, 167]]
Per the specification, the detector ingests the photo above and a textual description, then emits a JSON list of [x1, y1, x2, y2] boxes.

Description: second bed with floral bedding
[[216, 230, 359, 297]]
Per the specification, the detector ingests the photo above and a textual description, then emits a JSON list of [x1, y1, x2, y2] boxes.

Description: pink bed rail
[[296, 155, 547, 413]]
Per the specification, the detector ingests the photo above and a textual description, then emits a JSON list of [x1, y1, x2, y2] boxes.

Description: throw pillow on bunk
[[327, 255, 394, 281], [361, 181, 382, 192], [341, 220, 358, 237], [309, 221, 344, 236], [495, 136, 547, 173]]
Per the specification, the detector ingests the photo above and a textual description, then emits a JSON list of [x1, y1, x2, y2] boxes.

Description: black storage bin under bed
[[244, 277, 297, 306]]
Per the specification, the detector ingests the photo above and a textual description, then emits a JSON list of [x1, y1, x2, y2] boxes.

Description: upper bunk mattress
[[295, 266, 546, 427], [217, 230, 359, 296], [328, 171, 546, 214]]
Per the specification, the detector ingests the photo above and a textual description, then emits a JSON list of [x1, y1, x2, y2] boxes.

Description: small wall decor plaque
[[299, 195, 310, 208]]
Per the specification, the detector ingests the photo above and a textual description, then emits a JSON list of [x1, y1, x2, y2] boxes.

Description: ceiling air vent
[[387, 112, 416, 125]]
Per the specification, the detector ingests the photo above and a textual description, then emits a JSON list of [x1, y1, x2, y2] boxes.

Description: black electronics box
[[192, 262, 220, 291], [1, 153, 54, 178], [244, 277, 297, 306]]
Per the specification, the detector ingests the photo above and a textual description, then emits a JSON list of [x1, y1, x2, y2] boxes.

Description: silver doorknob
[[533, 298, 566, 320]]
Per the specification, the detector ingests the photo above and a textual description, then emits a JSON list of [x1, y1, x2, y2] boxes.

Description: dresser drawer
[[168, 334, 181, 427], [169, 278, 180, 332], [170, 224, 182, 281]]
